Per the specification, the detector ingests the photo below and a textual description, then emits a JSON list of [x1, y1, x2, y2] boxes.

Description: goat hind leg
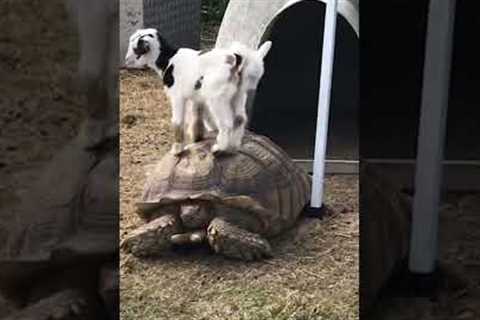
[[67, 0, 118, 148], [203, 108, 218, 136], [190, 103, 206, 143], [71, 0, 114, 119], [170, 96, 187, 155], [231, 93, 248, 148]]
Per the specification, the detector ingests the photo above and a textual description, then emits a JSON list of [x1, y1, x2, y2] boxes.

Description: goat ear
[[257, 41, 272, 59]]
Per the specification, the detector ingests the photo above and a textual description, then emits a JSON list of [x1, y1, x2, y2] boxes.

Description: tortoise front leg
[[4, 289, 96, 320], [121, 214, 182, 257], [207, 217, 272, 261]]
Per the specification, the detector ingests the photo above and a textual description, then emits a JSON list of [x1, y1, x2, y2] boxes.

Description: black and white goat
[[124, 28, 272, 154]]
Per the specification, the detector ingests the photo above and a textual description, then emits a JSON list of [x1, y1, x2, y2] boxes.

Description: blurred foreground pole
[[409, 0, 456, 274]]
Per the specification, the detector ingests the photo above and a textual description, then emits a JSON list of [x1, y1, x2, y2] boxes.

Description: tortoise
[[0, 118, 119, 320], [360, 164, 412, 314], [121, 131, 311, 261]]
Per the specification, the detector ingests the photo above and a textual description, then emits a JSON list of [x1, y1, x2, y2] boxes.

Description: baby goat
[[124, 28, 272, 154]]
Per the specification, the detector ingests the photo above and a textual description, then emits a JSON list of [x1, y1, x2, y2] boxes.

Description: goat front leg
[[231, 92, 248, 149], [190, 103, 206, 143], [208, 97, 235, 154], [203, 108, 218, 136], [169, 95, 187, 155]]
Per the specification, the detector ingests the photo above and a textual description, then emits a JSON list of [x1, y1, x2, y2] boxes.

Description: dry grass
[[369, 193, 480, 320], [119, 70, 359, 320]]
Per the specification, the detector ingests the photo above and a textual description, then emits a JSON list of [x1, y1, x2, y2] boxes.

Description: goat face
[[124, 28, 160, 68], [230, 41, 272, 91]]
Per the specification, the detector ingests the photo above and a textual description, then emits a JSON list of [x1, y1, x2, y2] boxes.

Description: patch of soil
[[119, 70, 359, 320], [0, 0, 84, 199], [369, 193, 480, 320]]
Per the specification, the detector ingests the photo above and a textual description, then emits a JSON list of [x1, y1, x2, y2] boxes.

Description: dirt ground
[[368, 192, 480, 320], [0, 0, 83, 203], [119, 70, 359, 320]]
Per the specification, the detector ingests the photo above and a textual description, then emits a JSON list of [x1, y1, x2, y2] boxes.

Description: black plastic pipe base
[[303, 203, 329, 218], [406, 269, 441, 297], [388, 263, 441, 298]]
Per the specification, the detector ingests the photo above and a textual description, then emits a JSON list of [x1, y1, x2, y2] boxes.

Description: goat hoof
[[183, 143, 196, 151], [170, 143, 185, 156], [212, 144, 236, 156], [211, 144, 225, 155]]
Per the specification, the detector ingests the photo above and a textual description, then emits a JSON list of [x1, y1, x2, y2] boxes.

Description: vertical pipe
[[311, 0, 338, 208], [408, 0, 456, 273]]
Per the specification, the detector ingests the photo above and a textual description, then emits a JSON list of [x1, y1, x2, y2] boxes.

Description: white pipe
[[311, 0, 338, 208], [408, 0, 456, 273]]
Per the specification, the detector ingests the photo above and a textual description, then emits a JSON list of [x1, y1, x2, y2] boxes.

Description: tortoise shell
[[0, 121, 118, 285], [138, 132, 311, 237]]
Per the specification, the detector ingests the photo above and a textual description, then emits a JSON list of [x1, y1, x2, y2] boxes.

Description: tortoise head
[[180, 201, 212, 229]]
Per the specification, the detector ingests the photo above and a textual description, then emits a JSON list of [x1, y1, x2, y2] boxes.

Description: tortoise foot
[[207, 218, 272, 261], [98, 263, 119, 320], [121, 214, 182, 257], [5, 290, 91, 320]]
